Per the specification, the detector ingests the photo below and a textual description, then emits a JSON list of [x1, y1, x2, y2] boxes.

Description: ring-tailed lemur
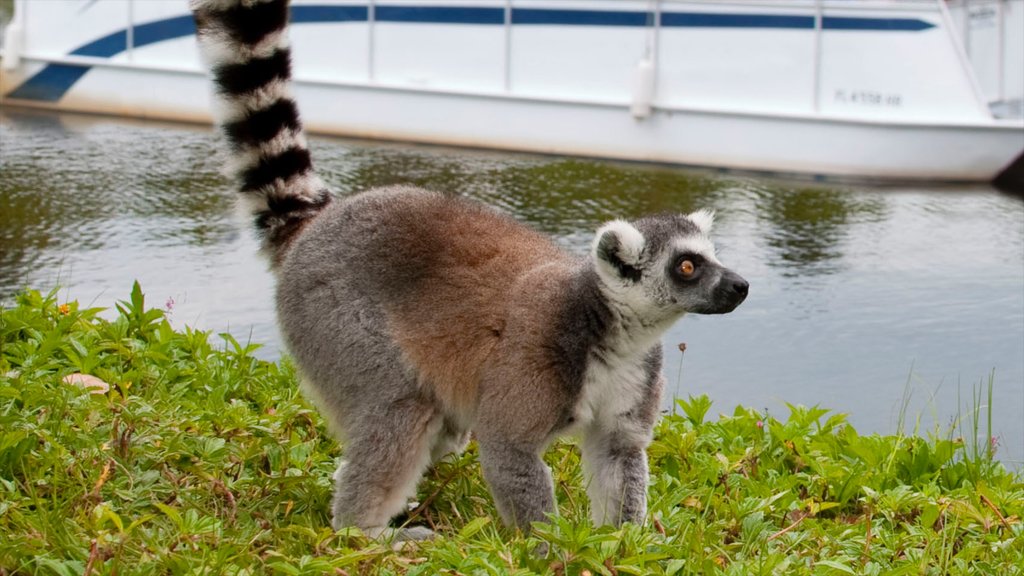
[[191, 0, 748, 541]]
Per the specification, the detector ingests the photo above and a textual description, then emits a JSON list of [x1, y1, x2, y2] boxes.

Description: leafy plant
[[1, 286, 1021, 575]]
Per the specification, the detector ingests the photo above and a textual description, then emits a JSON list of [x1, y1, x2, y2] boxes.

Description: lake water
[[2, 108, 1022, 466]]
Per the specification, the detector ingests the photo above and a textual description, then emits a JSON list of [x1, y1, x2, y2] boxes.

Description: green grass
[[1, 285, 1021, 575]]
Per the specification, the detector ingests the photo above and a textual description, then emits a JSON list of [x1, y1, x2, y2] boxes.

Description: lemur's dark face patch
[[669, 253, 707, 285], [685, 267, 748, 314]]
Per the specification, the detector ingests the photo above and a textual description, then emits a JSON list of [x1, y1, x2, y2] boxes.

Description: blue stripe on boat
[[132, 16, 199, 50], [661, 13, 935, 31], [662, 13, 812, 29], [5, 4, 936, 103], [513, 8, 651, 27], [6, 65, 94, 101], [292, 5, 369, 24], [823, 15, 934, 31], [7, 16, 199, 101], [376, 6, 503, 25], [70, 30, 127, 58]]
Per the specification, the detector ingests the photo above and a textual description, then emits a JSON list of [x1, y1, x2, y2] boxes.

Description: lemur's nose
[[732, 278, 749, 297]]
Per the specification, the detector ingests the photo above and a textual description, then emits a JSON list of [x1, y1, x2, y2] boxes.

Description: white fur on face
[[671, 236, 720, 266]]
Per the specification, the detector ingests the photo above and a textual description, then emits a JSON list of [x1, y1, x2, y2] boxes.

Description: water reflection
[[325, 144, 734, 246], [1, 110, 235, 253], [1, 109, 1022, 466], [755, 186, 888, 276]]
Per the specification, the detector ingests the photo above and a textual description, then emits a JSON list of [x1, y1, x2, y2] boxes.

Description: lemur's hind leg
[[331, 395, 443, 540], [477, 440, 556, 531]]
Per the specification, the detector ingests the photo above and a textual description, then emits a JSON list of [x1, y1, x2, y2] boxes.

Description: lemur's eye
[[679, 260, 695, 277]]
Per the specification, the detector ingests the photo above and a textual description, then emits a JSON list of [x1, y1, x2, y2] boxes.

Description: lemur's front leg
[[581, 370, 663, 526], [581, 426, 651, 525]]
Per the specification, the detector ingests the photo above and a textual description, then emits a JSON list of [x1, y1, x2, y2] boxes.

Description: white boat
[[2, 0, 1022, 184]]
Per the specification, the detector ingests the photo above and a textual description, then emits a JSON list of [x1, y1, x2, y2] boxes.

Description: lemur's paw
[[397, 526, 438, 541]]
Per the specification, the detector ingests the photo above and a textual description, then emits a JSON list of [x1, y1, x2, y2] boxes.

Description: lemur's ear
[[687, 208, 715, 235], [593, 220, 645, 282]]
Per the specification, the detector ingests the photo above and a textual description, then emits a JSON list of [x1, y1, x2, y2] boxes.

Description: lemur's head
[[591, 210, 748, 321]]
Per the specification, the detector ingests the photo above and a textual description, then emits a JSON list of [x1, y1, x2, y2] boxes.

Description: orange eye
[[679, 260, 695, 276]]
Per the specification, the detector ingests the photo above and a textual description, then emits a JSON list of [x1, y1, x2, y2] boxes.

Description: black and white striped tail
[[191, 0, 330, 253]]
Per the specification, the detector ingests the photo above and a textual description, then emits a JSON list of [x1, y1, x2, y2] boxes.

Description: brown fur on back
[[376, 192, 568, 415]]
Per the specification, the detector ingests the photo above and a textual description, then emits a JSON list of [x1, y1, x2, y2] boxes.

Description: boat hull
[[3, 63, 1021, 183]]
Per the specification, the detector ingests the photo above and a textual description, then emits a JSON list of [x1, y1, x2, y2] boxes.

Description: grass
[[1, 284, 1022, 575]]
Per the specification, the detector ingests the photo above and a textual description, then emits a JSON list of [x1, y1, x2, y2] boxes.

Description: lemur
[[191, 0, 748, 541]]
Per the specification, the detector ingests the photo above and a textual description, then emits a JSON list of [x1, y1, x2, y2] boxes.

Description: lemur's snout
[[702, 269, 748, 314], [726, 272, 749, 300]]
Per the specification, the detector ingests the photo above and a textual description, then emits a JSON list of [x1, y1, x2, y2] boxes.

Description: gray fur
[[192, 0, 748, 541]]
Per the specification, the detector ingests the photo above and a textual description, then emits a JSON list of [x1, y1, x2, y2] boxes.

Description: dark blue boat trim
[[376, 6, 503, 25], [291, 5, 369, 24], [822, 15, 934, 31], [662, 13, 934, 31], [662, 12, 812, 29], [8, 15, 199, 101], [5, 4, 936, 103], [513, 8, 651, 27], [8, 65, 94, 101]]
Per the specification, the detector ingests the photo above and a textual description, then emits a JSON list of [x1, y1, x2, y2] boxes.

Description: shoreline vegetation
[[1, 285, 1021, 575]]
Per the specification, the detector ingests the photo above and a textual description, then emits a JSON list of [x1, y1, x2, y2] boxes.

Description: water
[[2, 109, 1022, 466]]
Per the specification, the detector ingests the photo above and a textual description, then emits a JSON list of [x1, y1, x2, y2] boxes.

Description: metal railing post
[[963, 0, 971, 57], [368, 0, 376, 82], [997, 0, 1006, 102], [813, 0, 823, 113], [653, 0, 661, 103], [504, 0, 512, 92], [126, 0, 134, 62]]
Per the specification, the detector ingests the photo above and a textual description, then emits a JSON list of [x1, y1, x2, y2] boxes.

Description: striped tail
[[191, 0, 331, 254]]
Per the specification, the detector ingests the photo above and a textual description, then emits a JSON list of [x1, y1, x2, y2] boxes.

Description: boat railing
[[957, 1, 1008, 102], [946, 0, 1021, 114], [936, 0, 992, 118]]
